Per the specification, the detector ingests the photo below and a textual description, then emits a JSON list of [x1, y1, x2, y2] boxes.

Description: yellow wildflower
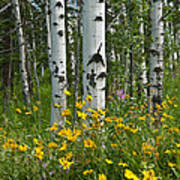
[[82, 123, 88, 129], [19, 144, 28, 152], [59, 157, 74, 170], [48, 142, 58, 149], [65, 151, 73, 160], [61, 109, 71, 116], [25, 111, 32, 115], [98, 109, 106, 115], [124, 169, 140, 180], [76, 101, 86, 109], [98, 174, 107, 180], [139, 116, 146, 121], [105, 117, 112, 123], [16, 108, 22, 114], [84, 138, 96, 150], [77, 111, 88, 120], [54, 104, 61, 108], [83, 169, 93, 175], [142, 169, 157, 180], [176, 144, 180, 148], [58, 142, 67, 152], [49, 122, 58, 131], [86, 95, 93, 102], [64, 90, 71, 96], [33, 106, 38, 111], [105, 158, 113, 164], [118, 162, 128, 167], [35, 147, 44, 160], [111, 144, 118, 148], [168, 162, 176, 168]]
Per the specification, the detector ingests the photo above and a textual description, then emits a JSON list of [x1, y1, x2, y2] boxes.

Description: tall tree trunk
[[83, 0, 106, 110], [149, 0, 164, 112], [30, 10, 40, 101], [45, 0, 52, 71], [74, 0, 82, 122], [50, 0, 67, 125], [12, 0, 30, 104], [139, 2, 147, 97]]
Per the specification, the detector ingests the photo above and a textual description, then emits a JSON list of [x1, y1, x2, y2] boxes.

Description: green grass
[[0, 70, 179, 179]]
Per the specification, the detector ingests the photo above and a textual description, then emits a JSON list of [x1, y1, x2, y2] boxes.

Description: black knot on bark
[[94, 16, 103, 21], [58, 30, 63, 37], [55, 2, 63, 8]]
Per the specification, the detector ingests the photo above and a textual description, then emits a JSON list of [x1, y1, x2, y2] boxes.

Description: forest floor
[[0, 70, 179, 179]]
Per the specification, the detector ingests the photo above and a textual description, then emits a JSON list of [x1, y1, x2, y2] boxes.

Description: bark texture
[[149, 0, 164, 111], [12, 0, 30, 104], [50, 0, 67, 125], [83, 0, 106, 110]]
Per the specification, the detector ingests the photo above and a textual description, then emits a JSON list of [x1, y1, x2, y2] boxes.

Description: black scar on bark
[[59, 14, 64, 19], [58, 30, 63, 37], [101, 87, 106, 90], [154, 67, 162, 73], [58, 76, 65, 83], [55, 94, 61, 98], [87, 43, 105, 66], [52, 61, 56, 64], [60, 61, 63, 63], [150, 49, 160, 56], [87, 73, 90, 80], [62, 71, 65, 74], [53, 22, 58, 26], [87, 86, 90, 91], [99, 0, 104, 2], [54, 66, 59, 74], [55, 2, 63, 8], [88, 69, 96, 88], [21, 70, 24, 72], [94, 16, 103, 21], [48, 10, 51, 15], [96, 72, 106, 79]]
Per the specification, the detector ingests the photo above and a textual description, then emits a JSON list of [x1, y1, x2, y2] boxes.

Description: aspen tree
[[50, 0, 67, 125], [12, 0, 30, 104], [149, 0, 164, 112], [83, 0, 106, 110]]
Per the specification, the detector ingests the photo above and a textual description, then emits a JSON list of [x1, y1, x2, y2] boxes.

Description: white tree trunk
[[12, 0, 30, 104], [149, 0, 164, 111], [50, 0, 67, 125], [83, 0, 106, 110], [45, 0, 52, 71], [140, 4, 147, 96]]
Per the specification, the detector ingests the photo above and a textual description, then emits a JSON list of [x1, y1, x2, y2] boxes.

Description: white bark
[[30, 10, 40, 101], [45, 0, 52, 71], [140, 4, 147, 96], [149, 0, 164, 111], [83, 0, 106, 110], [12, 0, 30, 104], [0, 3, 11, 14], [50, 0, 67, 125]]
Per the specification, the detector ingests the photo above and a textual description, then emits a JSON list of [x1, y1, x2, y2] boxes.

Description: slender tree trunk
[[30, 10, 40, 101], [45, 0, 52, 71], [139, 2, 147, 97], [50, 0, 67, 125], [12, 0, 30, 104], [149, 0, 164, 112], [74, 0, 82, 122], [83, 0, 106, 110]]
